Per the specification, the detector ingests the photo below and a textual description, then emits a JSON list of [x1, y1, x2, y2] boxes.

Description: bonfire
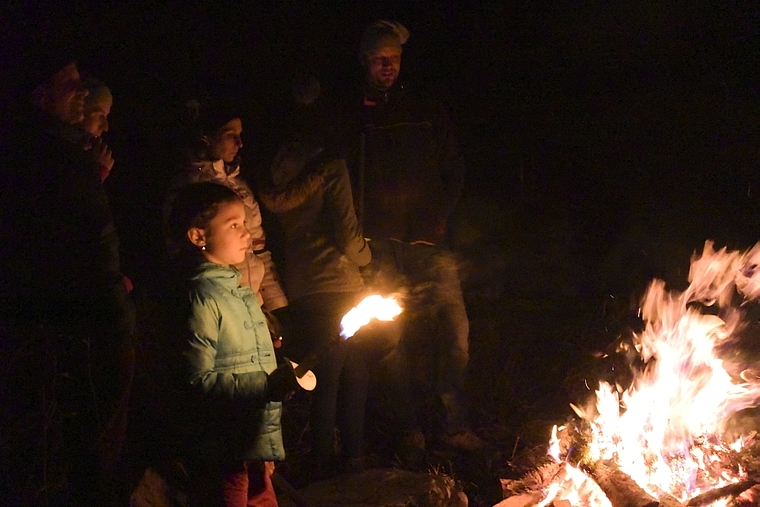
[[498, 241, 760, 507]]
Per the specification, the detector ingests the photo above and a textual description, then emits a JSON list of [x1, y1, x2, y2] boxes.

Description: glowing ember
[[340, 294, 402, 339], [540, 463, 612, 507], [537, 241, 760, 506]]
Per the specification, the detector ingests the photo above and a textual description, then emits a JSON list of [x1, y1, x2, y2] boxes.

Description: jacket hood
[[186, 157, 241, 180], [172, 257, 244, 296], [189, 261, 242, 289], [259, 141, 328, 214]]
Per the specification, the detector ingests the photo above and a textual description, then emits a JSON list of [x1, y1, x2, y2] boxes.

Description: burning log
[[651, 488, 684, 507], [501, 462, 565, 496], [588, 460, 659, 507], [684, 479, 758, 507], [501, 460, 618, 507]]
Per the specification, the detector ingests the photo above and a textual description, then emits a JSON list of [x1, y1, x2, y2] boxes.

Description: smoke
[[361, 244, 468, 322]]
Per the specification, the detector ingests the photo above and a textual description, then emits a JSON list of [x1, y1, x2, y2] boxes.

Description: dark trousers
[[0, 319, 134, 506], [285, 292, 372, 466], [362, 239, 470, 436]]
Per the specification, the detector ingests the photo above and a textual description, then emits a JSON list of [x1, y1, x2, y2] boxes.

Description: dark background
[[4, 2, 757, 284], [3, 1, 760, 494]]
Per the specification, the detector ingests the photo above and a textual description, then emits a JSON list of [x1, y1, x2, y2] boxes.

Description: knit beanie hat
[[81, 75, 112, 114], [360, 20, 410, 57]]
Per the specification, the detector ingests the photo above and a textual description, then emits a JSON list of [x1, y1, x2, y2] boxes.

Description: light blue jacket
[[181, 261, 285, 461]]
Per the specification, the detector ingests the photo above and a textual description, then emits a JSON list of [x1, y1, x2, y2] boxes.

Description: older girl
[[165, 99, 288, 314]]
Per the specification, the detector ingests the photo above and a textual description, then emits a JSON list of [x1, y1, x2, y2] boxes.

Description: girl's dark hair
[[179, 97, 241, 162], [167, 182, 241, 248]]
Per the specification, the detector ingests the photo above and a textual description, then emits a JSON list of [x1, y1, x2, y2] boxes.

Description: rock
[[130, 467, 187, 507], [277, 468, 468, 507]]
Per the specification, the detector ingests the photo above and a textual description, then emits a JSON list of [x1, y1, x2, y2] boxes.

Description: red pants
[[188, 460, 278, 507]]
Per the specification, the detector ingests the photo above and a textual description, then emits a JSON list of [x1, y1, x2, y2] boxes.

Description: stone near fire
[[130, 467, 187, 507], [277, 468, 468, 507]]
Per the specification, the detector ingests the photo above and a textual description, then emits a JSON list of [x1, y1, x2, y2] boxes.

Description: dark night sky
[[3, 1, 759, 289]]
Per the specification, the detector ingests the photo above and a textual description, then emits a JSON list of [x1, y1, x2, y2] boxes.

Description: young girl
[[165, 181, 300, 506]]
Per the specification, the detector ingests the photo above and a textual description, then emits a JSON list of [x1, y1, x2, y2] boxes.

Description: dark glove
[[359, 260, 376, 286], [269, 306, 294, 341], [264, 308, 284, 349], [267, 360, 299, 402]]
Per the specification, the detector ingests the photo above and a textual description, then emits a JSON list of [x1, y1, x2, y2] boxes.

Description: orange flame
[[538, 463, 613, 507], [544, 241, 760, 506], [340, 294, 403, 339]]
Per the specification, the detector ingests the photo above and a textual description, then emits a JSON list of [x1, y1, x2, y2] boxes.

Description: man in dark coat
[[334, 20, 482, 455], [0, 46, 135, 505]]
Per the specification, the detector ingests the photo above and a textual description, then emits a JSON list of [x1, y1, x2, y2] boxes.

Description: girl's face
[[81, 97, 112, 138], [191, 200, 250, 266], [207, 118, 243, 163]]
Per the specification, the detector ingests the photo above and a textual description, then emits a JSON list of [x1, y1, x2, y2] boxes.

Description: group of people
[[0, 20, 477, 506]]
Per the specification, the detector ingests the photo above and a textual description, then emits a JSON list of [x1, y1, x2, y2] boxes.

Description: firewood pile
[[495, 421, 760, 507]]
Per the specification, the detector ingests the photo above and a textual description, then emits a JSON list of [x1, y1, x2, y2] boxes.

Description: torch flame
[[340, 294, 402, 339]]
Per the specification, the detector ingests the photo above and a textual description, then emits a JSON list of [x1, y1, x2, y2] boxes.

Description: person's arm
[[324, 159, 371, 267], [246, 196, 289, 312], [434, 102, 466, 225], [67, 153, 135, 335], [256, 248, 289, 311]]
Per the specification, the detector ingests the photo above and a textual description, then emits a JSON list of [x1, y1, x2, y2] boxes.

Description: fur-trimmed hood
[[255, 140, 370, 301], [259, 141, 330, 214], [259, 167, 325, 214]]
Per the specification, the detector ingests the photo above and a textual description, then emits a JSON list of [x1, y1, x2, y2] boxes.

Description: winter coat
[[164, 159, 288, 311], [334, 84, 466, 245], [259, 143, 371, 301], [0, 103, 134, 338], [175, 260, 285, 462]]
